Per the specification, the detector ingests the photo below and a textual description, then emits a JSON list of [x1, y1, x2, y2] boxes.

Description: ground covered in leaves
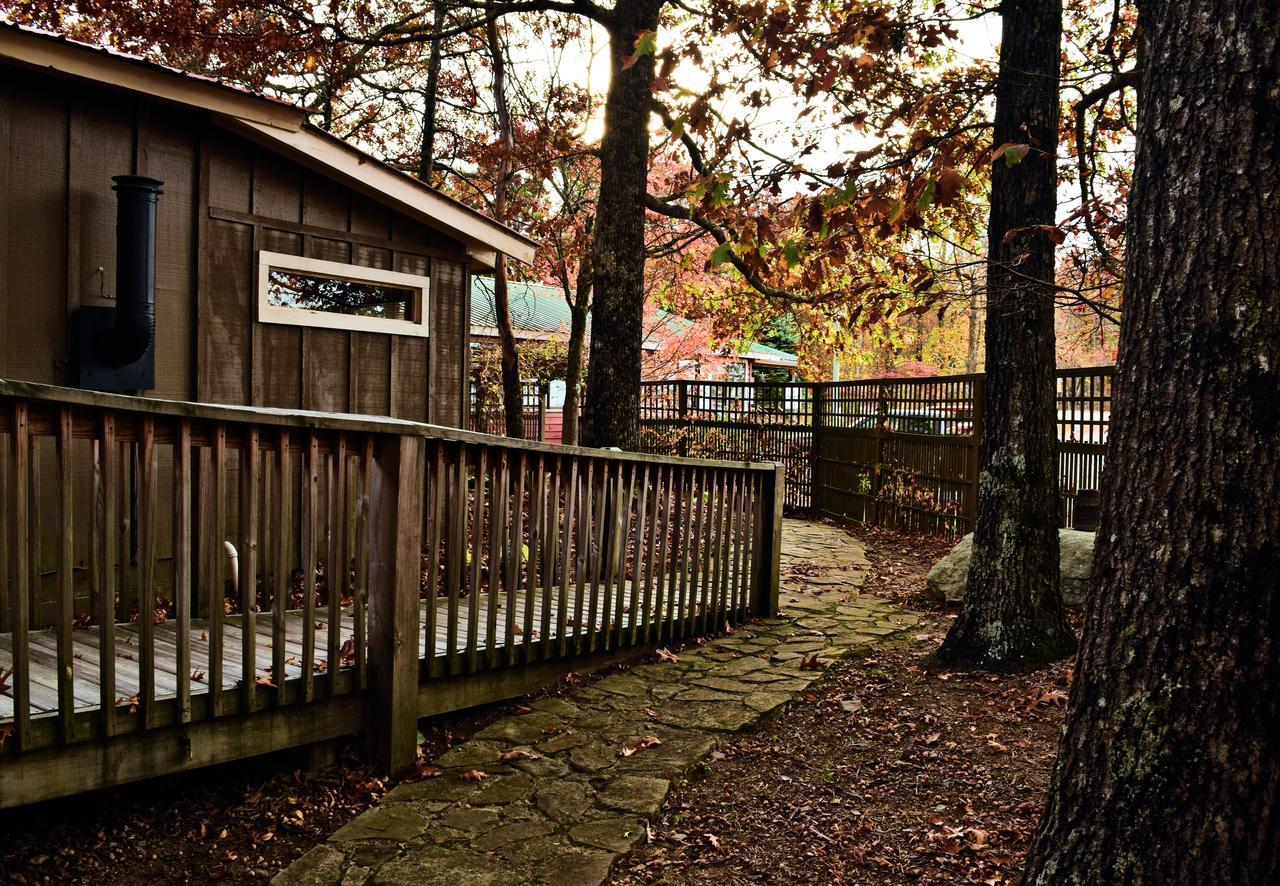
[[610, 526, 1072, 886]]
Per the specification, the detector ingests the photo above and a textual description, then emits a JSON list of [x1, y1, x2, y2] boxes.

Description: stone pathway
[[278, 519, 918, 886]]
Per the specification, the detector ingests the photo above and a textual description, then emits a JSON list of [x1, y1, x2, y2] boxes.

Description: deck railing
[[0, 380, 783, 806]]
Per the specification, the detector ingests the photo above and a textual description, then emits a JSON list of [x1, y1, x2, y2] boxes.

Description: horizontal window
[[257, 251, 429, 337]]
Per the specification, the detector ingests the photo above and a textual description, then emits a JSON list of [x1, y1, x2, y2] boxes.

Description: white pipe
[[224, 541, 239, 597]]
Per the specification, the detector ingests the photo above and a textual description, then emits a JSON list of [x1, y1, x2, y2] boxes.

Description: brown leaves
[[499, 749, 542, 763], [799, 653, 826, 670], [620, 735, 663, 757], [459, 770, 488, 782], [0, 665, 12, 696], [935, 166, 967, 206], [655, 647, 680, 663]]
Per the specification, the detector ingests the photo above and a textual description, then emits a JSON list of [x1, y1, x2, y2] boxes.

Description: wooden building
[[0, 24, 536, 427]]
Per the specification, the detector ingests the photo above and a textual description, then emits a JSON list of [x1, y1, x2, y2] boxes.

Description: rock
[[568, 816, 647, 852], [329, 805, 427, 843], [926, 529, 1093, 608], [595, 775, 670, 816]]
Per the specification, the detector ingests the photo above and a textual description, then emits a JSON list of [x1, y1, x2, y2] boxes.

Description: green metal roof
[[470, 277, 797, 366]]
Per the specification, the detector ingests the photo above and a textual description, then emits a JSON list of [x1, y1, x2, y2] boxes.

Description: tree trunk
[[418, 1, 448, 181], [1024, 1, 1280, 880], [486, 10, 523, 439], [562, 256, 593, 447], [934, 0, 1075, 671], [580, 1, 664, 449]]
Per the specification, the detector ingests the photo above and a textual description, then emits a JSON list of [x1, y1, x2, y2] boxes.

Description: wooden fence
[[639, 367, 1114, 538], [0, 379, 783, 808]]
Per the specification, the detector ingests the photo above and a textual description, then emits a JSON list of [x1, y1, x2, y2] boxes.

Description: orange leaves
[[459, 769, 488, 782]]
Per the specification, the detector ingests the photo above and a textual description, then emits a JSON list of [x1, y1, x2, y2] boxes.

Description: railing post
[[367, 432, 424, 774], [750, 463, 785, 617]]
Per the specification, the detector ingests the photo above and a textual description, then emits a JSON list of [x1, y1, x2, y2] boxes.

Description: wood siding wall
[[0, 62, 473, 425]]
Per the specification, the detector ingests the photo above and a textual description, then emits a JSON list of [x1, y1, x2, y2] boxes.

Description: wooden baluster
[[357, 436, 373, 689], [575, 460, 594, 653], [615, 462, 638, 650], [675, 469, 698, 640], [486, 450, 507, 669], [650, 465, 671, 645], [719, 470, 736, 630], [444, 446, 466, 673], [136, 416, 157, 729], [726, 469, 740, 625], [273, 430, 291, 705], [301, 433, 319, 703], [97, 414, 117, 732], [504, 451, 525, 667], [523, 454, 543, 665], [8, 403, 31, 748], [713, 469, 730, 632], [173, 421, 192, 724], [666, 468, 685, 643], [467, 447, 485, 672], [423, 441, 445, 678], [641, 464, 664, 646], [204, 425, 225, 718], [700, 470, 720, 637], [239, 426, 259, 713], [327, 433, 347, 693], [588, 462, 609, 651], [557, 459, 576, 659], [55, 408, 75, 743], [538, 457, 560, 661]]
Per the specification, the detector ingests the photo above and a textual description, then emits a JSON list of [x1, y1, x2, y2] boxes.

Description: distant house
[[469, 277, 800, 382], [0, 24, 535, 427]]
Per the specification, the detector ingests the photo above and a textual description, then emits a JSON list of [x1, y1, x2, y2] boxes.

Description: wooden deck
[[0, 586, 688, 723]]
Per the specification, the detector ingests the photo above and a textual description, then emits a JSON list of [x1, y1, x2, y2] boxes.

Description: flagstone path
[[277, 518, 919, 886]]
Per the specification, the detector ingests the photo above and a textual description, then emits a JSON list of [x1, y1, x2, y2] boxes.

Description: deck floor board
[[0, 585, 692, 722]]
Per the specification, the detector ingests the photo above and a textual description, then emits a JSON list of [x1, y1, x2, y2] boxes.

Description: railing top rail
[[0, 378, 776, 473], [638, 365, 1116, 390]]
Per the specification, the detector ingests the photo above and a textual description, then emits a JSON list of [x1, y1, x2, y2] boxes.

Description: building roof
[[0, 23, 537, 268], [470, 277, 798, 367]]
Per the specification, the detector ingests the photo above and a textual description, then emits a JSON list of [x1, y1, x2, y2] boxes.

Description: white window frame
[[257, 250, 430, 337]]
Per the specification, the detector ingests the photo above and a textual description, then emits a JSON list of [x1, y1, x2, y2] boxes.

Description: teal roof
[[470, 277, 796, 366]]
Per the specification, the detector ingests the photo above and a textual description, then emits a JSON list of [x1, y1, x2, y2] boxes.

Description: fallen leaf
[[459, 770, 488, 782]]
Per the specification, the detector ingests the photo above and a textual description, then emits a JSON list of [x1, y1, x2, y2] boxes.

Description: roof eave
[[0, 26, 306, 131]]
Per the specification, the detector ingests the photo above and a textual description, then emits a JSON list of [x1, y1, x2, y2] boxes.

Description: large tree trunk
[[1023, 1, 1280, 881], [934, 0, 1075, 670], [580, 1, 663, 449], [486, 10, 523, 438]]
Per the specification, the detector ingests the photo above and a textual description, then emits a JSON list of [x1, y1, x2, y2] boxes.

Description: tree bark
[[418, 1, 448, 181], [486, 10, 524, 439], [1024, 1, 1280, 881], [580, 1, 664, 449], [934, 0, 1075, 670]]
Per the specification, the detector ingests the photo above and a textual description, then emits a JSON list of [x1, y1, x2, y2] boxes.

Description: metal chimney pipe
[[109, 175, 163, 366]]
